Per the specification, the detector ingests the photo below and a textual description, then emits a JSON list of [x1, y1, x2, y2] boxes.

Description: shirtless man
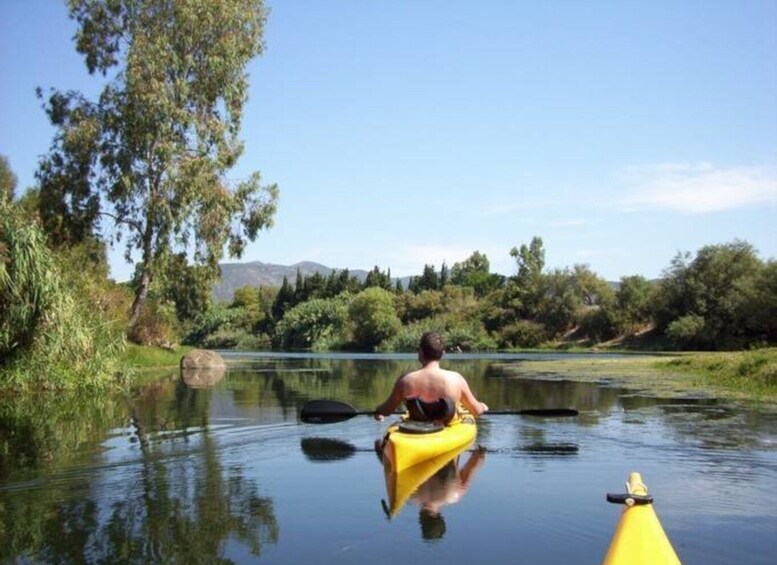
[[374, 332, 489, 422]]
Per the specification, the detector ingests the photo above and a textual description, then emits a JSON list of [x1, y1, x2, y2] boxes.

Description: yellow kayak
[[381, 413, 477, 473], [603, 472, 681, 565]]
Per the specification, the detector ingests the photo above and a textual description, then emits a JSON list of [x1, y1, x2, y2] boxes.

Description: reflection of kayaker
[[382, 443, 485, 535], [411, 447, 486, 541]]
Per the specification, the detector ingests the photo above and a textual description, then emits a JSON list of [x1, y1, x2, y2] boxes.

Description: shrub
[[577, 306, 617, 342], [128, 298, 179, 346], [378, 316, 497, 352], [183, 304, 243, 345], [275, 296, 350, 350], [498, 320, 548, 349], [666, 314, 707, 350], [349, 288, 401, 350]]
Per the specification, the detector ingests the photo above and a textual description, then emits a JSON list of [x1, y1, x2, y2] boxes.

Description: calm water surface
[[1, 352, 775, 564]]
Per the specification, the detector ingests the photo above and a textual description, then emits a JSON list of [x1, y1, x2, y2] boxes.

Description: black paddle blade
[[300, 399, 362, 424], [520, 442, 580, 456]]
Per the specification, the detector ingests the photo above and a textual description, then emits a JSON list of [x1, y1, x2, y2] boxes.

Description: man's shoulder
[[441, 368, 465, 379]]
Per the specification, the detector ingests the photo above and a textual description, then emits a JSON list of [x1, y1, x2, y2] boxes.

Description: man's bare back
[[374, 332, 488, 420]]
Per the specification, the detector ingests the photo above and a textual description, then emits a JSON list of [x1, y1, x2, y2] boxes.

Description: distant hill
[[214, 261, 380, 302]]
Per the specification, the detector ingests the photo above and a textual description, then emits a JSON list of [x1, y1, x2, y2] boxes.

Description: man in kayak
[[374, 331, 489, 423]]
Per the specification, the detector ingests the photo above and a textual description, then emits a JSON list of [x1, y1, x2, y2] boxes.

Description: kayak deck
[[382, 415, 477, 473], [603, 472, 681, 565]]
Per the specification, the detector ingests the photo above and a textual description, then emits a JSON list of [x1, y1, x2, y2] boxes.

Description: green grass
[[121, 344, 194, 368], [658, 348, 777, 399]]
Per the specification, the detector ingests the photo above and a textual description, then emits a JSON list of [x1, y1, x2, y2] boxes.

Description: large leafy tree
[[654, 240, 765, 348], [451, 250, 504, 297], [38, 0, 278, 332], [349, 287, 401, 350]]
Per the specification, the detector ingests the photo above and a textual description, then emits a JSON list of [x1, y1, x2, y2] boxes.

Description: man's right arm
[[375, 376, 405, 420], [458, 375, 488, 416]]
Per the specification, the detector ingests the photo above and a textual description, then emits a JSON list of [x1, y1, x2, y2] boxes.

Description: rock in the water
[[180, 350, 226, 388], [181, 367, 225, 388], [180, 349, 226, 370]]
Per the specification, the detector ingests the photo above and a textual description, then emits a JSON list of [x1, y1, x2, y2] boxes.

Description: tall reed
[[1, 200, 125, 390]]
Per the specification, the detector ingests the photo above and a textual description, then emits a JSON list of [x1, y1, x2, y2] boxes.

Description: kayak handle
[[606, 493, 654, 506]]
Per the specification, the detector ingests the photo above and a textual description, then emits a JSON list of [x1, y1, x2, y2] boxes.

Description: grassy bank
[[494, 348, 777, 403], [659, 348, 777, 399], [121, 344, 194, 369]]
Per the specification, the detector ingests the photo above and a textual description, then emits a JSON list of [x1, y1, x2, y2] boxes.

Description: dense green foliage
[[182, 239, 776, 354], [0, 200, 125, 389], [274, 296, 351, 350]]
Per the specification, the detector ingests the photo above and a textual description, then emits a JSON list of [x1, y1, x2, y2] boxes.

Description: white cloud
[[620, 162, 777, 214]]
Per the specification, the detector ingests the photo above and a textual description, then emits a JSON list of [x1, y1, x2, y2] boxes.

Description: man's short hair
[[419, 331, 444, 361]]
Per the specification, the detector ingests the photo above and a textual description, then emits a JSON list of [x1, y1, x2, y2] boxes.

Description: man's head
[[419, 331, 444, 362], [419, 507, 446, 540]]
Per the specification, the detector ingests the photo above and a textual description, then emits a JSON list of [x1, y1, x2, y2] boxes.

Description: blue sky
[[2, 1, 776, 282]]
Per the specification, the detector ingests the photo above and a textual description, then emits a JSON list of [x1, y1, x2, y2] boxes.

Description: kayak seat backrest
[[397, 421, 444, 434]]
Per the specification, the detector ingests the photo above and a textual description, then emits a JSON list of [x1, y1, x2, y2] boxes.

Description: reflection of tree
[[0, 383, 279, 562], [93, 433, 278, 563]]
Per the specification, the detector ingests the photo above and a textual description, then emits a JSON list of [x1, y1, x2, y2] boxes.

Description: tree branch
[[99, 210, 142, 233]]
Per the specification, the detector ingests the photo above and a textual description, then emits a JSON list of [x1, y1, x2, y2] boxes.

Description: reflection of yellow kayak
[[603, 472, 681, 565], [383, 439, 474, 518], [382, 414, 477, 473]]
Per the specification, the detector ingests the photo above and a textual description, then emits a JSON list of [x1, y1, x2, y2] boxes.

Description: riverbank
[[120, 345, 777, 404], [492, 348, 777, 404]]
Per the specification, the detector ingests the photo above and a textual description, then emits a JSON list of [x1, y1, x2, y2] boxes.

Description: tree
[[157, 253, 214, 323], [0, 155, 17, 202], [38, 0, 278, 334], [364, 266, 392, 290], [273, 296, 350, 350], [409, 264, 440, 293], [571, 264, 614, 307], [451, 251, 490, 283], [451, 250, 503, 297], [348, 287, 401, 350], [510, 236, 545, 286], [653, 240, 765, 348], [272, 276, 294, 321], [614, 275, 654, 332]]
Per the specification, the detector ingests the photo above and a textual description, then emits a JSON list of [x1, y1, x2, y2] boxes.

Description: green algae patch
[[492, 350, 777, 404], [659, 349, 777, 400]]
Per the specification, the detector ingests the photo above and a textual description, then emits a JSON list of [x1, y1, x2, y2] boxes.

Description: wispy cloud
[[619, 162, 777, 214]]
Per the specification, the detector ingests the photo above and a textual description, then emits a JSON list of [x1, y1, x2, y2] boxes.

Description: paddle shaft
[[300, 400, 578, 423], [345, 409, 577, 416]]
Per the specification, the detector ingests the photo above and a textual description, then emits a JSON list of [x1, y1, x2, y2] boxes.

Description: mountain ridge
[[214, 260, 380, 302]]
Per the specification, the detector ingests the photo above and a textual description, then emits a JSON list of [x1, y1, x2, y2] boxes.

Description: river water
[[1, 352, 775, 564]]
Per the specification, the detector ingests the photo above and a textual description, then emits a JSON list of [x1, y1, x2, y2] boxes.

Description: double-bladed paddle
[[300, 399, 578, 424], [299, 436, 579, 462]]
